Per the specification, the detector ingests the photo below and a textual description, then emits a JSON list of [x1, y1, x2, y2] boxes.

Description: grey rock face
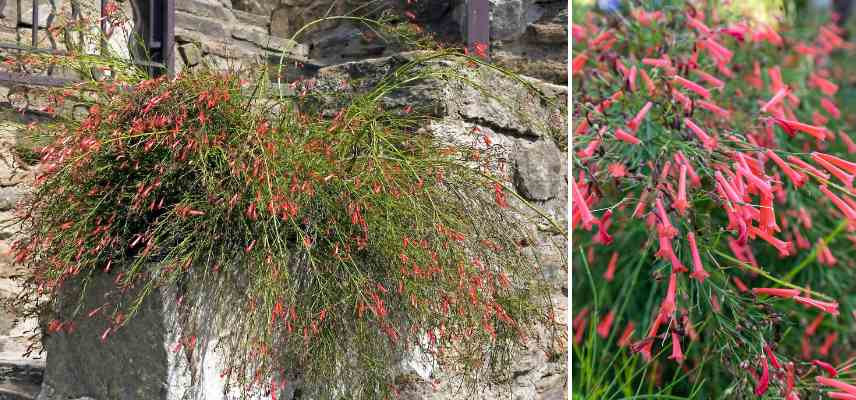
[[488, 0, 542, 41], [513, 140, 564, 201], [36, 272, 285, 400], [231, 0, 279, 16]]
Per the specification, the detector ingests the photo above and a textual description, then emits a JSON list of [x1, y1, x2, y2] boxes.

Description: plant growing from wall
[[8, 12, 565, 399]]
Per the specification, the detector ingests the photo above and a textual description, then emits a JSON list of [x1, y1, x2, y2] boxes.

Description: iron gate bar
[[31, 0, 36, 46], [164, 0, 173, 75], [100, 0, 107, 55], [467, 0, 490, 59]]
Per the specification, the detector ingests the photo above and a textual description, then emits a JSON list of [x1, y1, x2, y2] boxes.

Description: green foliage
[[573, 1, 856, 398]]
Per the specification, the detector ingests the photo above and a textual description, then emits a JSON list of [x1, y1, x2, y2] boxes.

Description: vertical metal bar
[[467, 0, 490, 60], [15, 0, 21, 45], [100, 0, 106, 55], [31, 0, 37, 47], [164, 0, 175, 76], [147, 0, 154, 47]]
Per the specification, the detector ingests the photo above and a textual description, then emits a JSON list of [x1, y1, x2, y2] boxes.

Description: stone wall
[[172, 0, 567, 84]]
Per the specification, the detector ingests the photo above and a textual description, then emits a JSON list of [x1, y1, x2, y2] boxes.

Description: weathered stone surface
[[175, 12, 230, 41], [176, 0, 235, 23], [178, 43, 203, 67], [269, 1, 345, 39], [0, 187, 23, 212], [36, 273, 286, 400], [489, 0, 543, 41], [231, 0, 279, 16], [19, 4, 55, 29], [528, 22, 566, 44], [231, 24, 308, 56], [232, 9, 268, 28], [512, 140, 563, 201]]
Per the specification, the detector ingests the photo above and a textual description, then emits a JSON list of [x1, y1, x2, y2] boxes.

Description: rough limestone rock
[[488, 0, 543, 41], [513, 140, 564, 201], [36, 271, 290, 400]]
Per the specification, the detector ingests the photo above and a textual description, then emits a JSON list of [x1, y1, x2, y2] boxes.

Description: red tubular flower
[[784, 362, 797, 398], [684, 118, 717, 150], [673, 75, 711, 99], [687, 232, 709, 283], [760, 87, 789, 113], [693, 69, 724, 90], [654, 198, 678, 238], [604, 252, 618, 282], [617, 322, 635, 347], [812, 153, 854, 188], [749, 226, 793, 256], [794, 296, 840, 315], [736, 165, 772, 197], [755, 356, 770, 396], [596, 310, 615, 338], [672, 89, 692, 112], [660, 272, 678, 319], [793, 226, 811, 249], [813, 359, 839, 377], [788, 155, 830, 180], [577, 138, 601, 158], [632, 191, 648, 219], [628, 101, 653, 132], [732, 276, 749, 292], [810, 74, 839, 96], [822, 97, 842, 119], [572, 52, 588, 76], [668, 332, 684, 363], [829, 393, 856, 400], [640, 68, 656, 96], [642, 57, 672, 69], [819, 185, 856, 222], [820, 331, 839, 357], [628, 66, 637, 92], [674, 165, 689, 215], [840, 131, 856, 153], [571, 180, 595, 231], [752, 288, 801, 298], [686, 15, 711, 35], [759, 194, 780, 234], [714, 171, 743, 204], [676, 151, 701, 187], [615, 128, 641, 145], [596, 90, 624, 112], [697, 100, 730, 118], [768, 66, 785, 91], [767, 150, 807, 187], [701, 37, 733, 64], [817, 376, 856, 395], [773, 118, 829, 141], [815, 152, 856, 175], [595, 211, 614, 245], [656, 234, 687, 272], [764, 345, 782, 369]]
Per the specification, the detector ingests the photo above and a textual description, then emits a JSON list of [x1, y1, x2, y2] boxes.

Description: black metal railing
[[467, 0, 490, 59], [0, 0, 174, 87]]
